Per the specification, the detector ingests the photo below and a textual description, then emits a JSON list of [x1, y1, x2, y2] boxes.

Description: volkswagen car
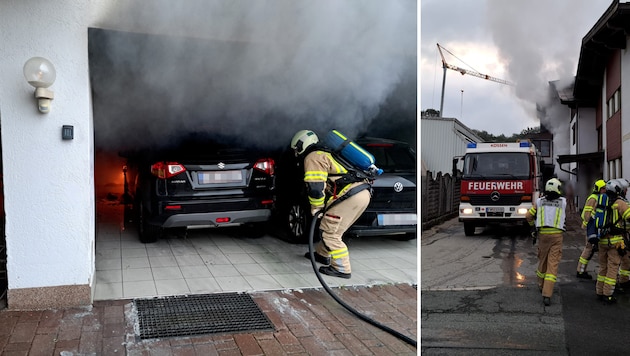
[[274, 136, 417, 243]]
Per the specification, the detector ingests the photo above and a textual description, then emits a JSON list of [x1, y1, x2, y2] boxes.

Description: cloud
[[421, 0, 611, 136]]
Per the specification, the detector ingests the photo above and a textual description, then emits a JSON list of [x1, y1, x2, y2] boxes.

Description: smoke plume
[[89, 0, 417, 152], [485, 1, 608, 146]]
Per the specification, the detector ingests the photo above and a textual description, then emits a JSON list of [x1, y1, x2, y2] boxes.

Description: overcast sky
[[420, 0, 612, 136]]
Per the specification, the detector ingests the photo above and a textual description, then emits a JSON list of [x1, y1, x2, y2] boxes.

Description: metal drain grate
[[134, 293, 274, 339]]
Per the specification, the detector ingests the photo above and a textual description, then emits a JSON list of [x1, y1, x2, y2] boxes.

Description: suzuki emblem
[[393, 182, 404, 192], [217, 162, 225, 169], [490, 191, 501, 201]]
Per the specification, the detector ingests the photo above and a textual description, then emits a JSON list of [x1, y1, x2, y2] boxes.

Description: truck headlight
[[462, 208, 473, 215], [517, 208, 528, 215]]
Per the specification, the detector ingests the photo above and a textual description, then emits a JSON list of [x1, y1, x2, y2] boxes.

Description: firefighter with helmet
[[526, 178, 567, 306], [595, 179, 630, 304], [290, 129, 372, 279], [613, 178, 630, 293], [576, 179, 607, 279]]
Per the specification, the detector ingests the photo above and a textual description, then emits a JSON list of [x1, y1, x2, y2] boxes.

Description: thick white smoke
[[91, 0, 417, 151], [486, 0, 610, 180]]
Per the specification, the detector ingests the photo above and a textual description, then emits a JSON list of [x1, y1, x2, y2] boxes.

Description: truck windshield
[[462, 152, 530, 179]]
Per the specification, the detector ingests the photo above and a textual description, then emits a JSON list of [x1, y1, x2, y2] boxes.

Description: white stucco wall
[[0, 2, 100, 290]]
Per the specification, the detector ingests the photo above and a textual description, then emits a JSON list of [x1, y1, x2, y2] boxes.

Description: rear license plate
[[486, 207, 504, 213], [198, 170, 242, 184], [377, 214, 417, 226]]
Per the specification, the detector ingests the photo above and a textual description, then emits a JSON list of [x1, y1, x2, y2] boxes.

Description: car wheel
[[137, 202, 160, 243], [287, 202, 311, 244], [464, 222, 476, 236]]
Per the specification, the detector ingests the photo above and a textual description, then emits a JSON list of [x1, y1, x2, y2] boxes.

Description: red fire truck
[[456, 140, 544, 236]]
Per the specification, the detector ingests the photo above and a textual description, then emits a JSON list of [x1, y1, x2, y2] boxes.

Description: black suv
[[122, 138, 277, 243], [274, 136, 417, 243]]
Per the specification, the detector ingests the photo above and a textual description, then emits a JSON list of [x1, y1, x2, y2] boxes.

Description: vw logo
[[393, 182, 404, 192], [217, 162, 225, 169], [490, 191, 501, 201]]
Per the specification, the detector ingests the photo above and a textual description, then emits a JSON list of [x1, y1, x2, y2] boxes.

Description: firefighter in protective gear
[[526, 178, 567, 306], [614, 178, 630, 293], [576, 179, 606, 279], [595, 179, 630, 304], [290, 130, 371, 279]]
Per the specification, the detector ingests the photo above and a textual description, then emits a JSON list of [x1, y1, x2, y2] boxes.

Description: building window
[[608, 88, 621, 118], [572, 123, 576, 145], [533, 140, 551, 157]]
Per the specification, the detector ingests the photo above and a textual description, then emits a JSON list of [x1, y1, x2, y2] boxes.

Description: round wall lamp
[[23, 57, 56, 114]]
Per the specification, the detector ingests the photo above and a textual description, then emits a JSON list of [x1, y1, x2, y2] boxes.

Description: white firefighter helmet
[[606, 179, 623, 196], [290, 130, 319, 155], [545, 178, 562, 195], [617, 178, 630, 191]]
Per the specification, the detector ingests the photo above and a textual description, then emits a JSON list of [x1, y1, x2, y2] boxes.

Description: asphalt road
[[421, 214, 630, 355]]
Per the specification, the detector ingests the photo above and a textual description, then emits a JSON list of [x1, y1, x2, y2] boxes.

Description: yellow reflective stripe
[[304, 171, 327, 181], [309, 196, 325, 205], [544, 274, 557, 283], [332, 130, 348, 140], [539, 227, 563, 234], [604, 277, 617, 286], [578, 257, 590, 265], [597, 274, 605, 282], [623, 207, 630, 221], [554, 207, 561, 227], [349, 142, 374, 164], [536, 270, 545, 279], [599, 236, 624, 244], [330, 247, 349, 259], [528, 207, 536, 215], [620, 269, 630, 277], [326, 153, 347, 173]]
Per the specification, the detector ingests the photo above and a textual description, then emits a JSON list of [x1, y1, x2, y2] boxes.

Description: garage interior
[[89, 28, 417, 300]]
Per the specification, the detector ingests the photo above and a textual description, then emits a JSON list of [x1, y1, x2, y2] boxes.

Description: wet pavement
[[0, 283, 417, 355]]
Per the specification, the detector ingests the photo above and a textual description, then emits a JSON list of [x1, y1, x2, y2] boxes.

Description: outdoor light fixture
[[23, 57, 56, 113]]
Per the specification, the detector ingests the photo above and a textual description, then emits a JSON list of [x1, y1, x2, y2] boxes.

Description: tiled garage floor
[[93, 201, 418, 301]]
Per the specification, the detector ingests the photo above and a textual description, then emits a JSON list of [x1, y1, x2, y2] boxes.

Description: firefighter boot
[[304, 252, 330, 265], [543, 297, 551, 306], [604, 295, 617, 305], [319, 266, 351, 279]]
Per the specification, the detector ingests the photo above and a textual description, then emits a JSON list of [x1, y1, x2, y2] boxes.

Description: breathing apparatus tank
[[322, 130, 383, 177]]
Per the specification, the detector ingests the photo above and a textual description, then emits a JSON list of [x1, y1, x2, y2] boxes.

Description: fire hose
[[307, 213, 418, 348]]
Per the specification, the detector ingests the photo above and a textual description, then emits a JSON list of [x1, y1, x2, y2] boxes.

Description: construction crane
[[437, 43, 514, 116]]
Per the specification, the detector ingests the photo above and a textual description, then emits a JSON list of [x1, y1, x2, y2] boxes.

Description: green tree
[[472, 126, 539, 142]]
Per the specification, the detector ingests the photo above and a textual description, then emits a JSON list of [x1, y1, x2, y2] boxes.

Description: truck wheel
[[464, 222, 476, 236]]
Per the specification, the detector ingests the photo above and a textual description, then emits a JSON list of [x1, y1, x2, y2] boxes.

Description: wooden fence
[[421, 171, 460, 231]]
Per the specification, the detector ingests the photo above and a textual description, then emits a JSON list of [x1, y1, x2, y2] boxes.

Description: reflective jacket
[[526, 196, 567, 234], [302, 150, 368, 209]]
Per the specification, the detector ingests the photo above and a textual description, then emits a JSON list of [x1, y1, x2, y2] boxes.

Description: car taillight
[[151, 162, 186, 179], [254, 158, 275, 175]]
